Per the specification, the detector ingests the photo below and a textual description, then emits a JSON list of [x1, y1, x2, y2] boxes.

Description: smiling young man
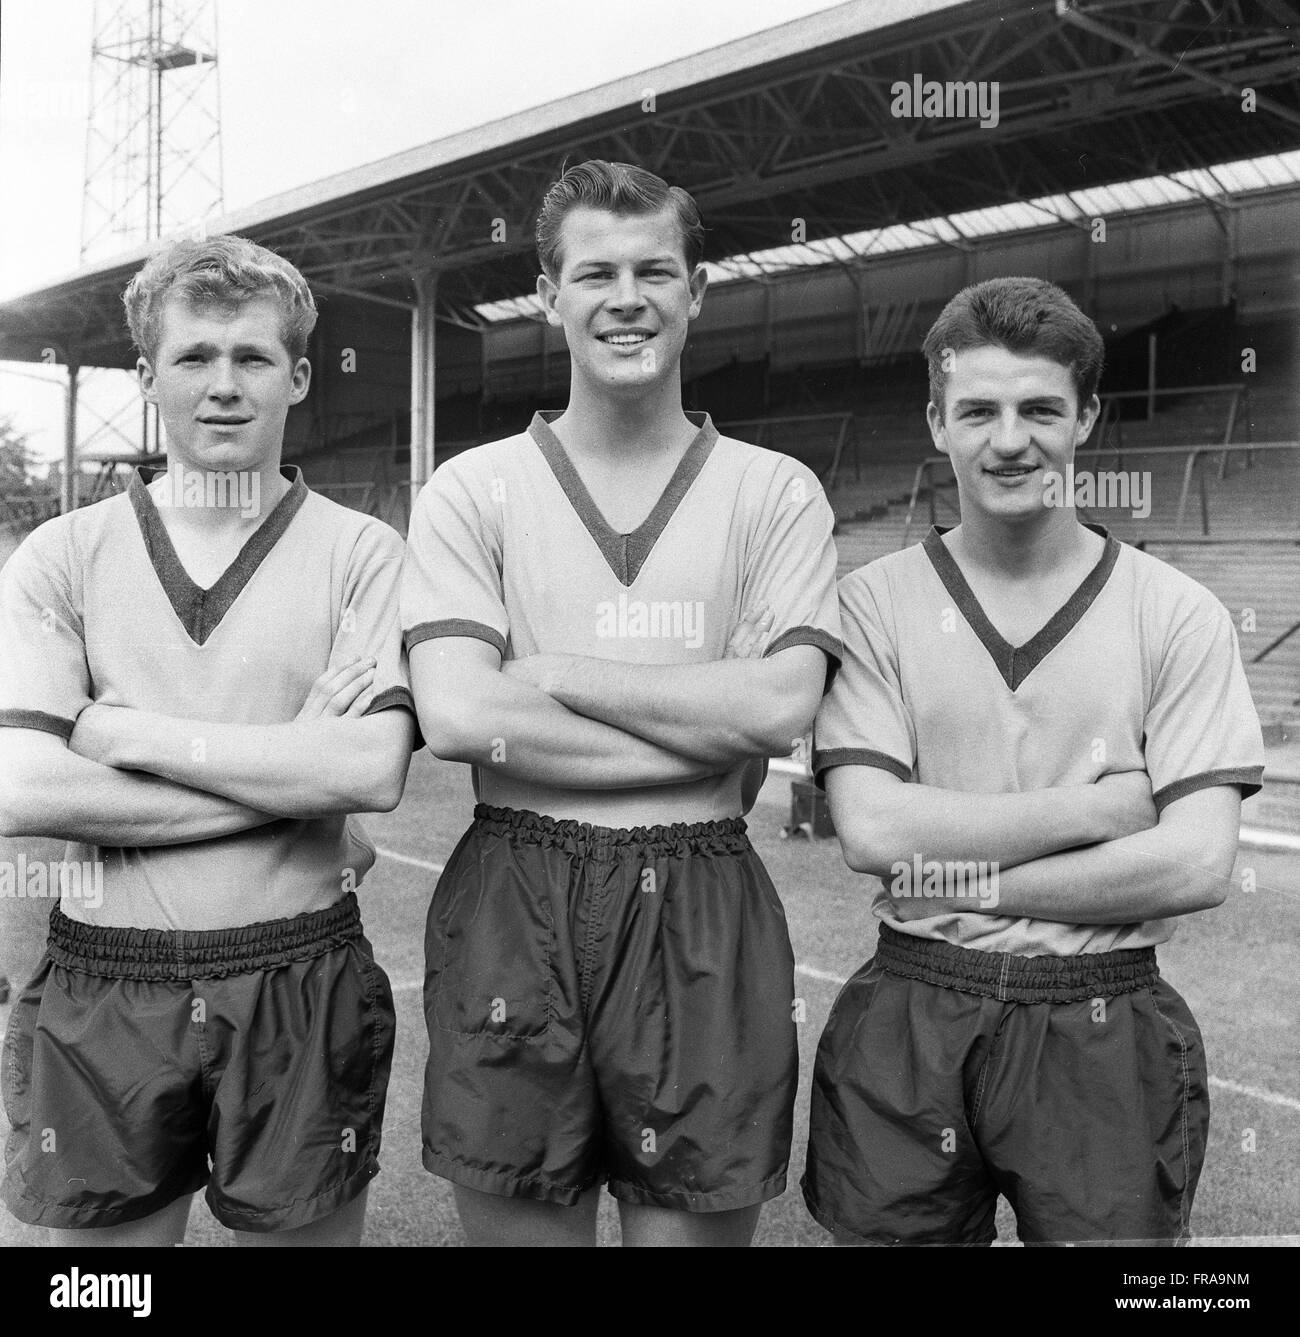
[[803, 277, 1264, 1246], [401, 161, 841, 1247], [0, 235, 415, 1245]]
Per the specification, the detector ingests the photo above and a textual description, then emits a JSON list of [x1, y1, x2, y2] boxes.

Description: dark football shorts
[[802, 923, 1209, 1246], [421, 803, 798, 1211], [1, 893, 395, 1233]]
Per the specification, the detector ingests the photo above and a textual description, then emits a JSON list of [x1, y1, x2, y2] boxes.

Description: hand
[[725, 606, 775, 660], [1093, 769, 1158, 840], [296, 657, 377, 720], [69, 702, 134, 768]]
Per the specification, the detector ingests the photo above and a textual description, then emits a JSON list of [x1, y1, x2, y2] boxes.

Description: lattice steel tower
[[80, 0, 224, 262]]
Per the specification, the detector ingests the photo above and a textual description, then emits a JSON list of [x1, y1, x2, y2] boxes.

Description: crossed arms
[[826, 764, 1243, 923], [0, 660, 414, 845], [410, 610, 828, 789]]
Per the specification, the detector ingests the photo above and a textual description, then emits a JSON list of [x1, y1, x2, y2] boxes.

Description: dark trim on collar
[[921, 524, 1121, 691], [528, 410, 718, 586], [128, 465, 309, 646]]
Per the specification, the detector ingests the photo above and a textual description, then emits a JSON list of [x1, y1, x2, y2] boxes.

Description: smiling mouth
[[985, 463, 1038, 479], [598, 331, 654, 347]]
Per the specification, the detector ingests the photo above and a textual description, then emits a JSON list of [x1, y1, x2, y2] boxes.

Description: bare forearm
[[832, 781, 1117, 876], [977, 826, 1237, 923], [97, 710, 409, 816], [1, 749, 278, 845], [525, 653, 819, 763], [425, 676, 718, 789]]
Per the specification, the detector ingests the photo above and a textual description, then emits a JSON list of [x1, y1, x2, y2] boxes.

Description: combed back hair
[[922, 276, 1105, 417], [535, 160, 705, 281], [123, 234, 318, 362]]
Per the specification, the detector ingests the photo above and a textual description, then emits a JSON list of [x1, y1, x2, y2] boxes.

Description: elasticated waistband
[[876, 922, 1159, 1004], [46, 893, 363, 982], [472, 803, 751, 859]]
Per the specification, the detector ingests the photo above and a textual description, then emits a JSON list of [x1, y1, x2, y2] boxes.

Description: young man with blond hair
[[0, 234, 414, 1245]]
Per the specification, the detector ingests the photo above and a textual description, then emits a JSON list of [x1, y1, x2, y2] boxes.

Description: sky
[[0, 0, 846, 461]]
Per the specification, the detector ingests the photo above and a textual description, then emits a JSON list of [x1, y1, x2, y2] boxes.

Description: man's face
[[926, 345, 1099, 523], [536, 205, 706, 399], [138, 293, 310, 478]]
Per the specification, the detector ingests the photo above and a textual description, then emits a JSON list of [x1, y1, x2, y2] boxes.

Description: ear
[[926, 401, 949, 455], [289, 357, 311, 404], [686, 263, 708, 320], [536, 272, 563, 327], [137, 356, 158, 404], [1075, 393, 1100, 446]]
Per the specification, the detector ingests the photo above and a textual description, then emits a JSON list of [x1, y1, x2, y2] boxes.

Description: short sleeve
[[400, 456, 508, 658], [334, 520, 418, 743], [813, 568, 915, 788], [1144, 603, 1265, 812], [0, 521, 93, 741], [741, 459, 842, 690]]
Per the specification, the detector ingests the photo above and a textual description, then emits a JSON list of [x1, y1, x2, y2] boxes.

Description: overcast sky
[[0, 0, 844, 459]]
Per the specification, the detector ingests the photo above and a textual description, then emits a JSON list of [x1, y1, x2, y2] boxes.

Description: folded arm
[[505, 642, 828, 765], [825, 764, 1159, 875], [412, 637, 721, 789], [70, 700, 414, 818], [919, 785, 1242, 923], [0, 726, 281, 845]]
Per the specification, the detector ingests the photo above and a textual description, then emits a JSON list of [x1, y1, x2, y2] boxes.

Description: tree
[[0, 415, 40, 489]]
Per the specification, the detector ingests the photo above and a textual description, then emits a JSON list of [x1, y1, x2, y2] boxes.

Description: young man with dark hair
[[804, 275, 1264, 1246], [0, 235, 415, 1245], [402, 160, 841, 1247]]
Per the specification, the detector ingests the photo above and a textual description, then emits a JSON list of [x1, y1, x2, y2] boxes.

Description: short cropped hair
[[123, 234, 318, 363], [922, 276, 1104, 417], [535, 160, 705, 281]]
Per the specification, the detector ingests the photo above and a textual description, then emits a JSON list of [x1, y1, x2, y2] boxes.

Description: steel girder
[[2, 0, 1297, 368]]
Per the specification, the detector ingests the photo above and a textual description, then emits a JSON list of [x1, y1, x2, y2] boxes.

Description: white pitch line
[[376, 848, 445, 874], [796, 963, 848, 985], [1237, 825, 1300, 855], [793, 964, 1300, 1115], [374, 852, 1300, 1117], [1208, 1076, 1300, 1113]]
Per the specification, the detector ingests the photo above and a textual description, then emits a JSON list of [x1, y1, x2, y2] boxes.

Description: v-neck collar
[[922, 523, 1121, 691], [528, 409, 718, 586], [128, 464, 309, 646]]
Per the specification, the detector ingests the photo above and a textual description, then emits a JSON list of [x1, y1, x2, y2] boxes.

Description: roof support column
[[61, 362, 80, 514], [1222, 207, 1240, 306], [410, 270, 438, 492]]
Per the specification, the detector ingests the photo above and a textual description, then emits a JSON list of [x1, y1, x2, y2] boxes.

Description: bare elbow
[[421, 716, 474, 764], [416, 694, 486, 764], [338, 739, 411, 814], [748, 689, 819, 760], [0, 781, 23, 838], [365, 761, 408, 813], [835, 822, 895, 880], [0, 765, 47, 838], [1188, 857, 1235, 912]]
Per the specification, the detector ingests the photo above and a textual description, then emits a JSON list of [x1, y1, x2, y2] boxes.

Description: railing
[[1092, 383, 1249, 477], [1253, 617, 1300, 665], [716, 412, 859, 490], [899, 439, 1299, 549], [311, 479, 416, 532]]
